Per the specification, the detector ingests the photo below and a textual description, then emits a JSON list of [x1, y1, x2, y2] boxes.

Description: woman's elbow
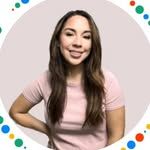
[[9, 107, 17, 120]]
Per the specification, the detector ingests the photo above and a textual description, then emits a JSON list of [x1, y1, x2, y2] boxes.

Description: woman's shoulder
[[102, 68, 125, 110], [102, 68, 119, 89], [38, 70, 50, 79], [34, 70, 51, 85], [102, 68, 116, 80]]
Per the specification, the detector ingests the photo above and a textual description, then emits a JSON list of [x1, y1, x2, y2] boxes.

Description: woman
[[9, 10, 125, 150]]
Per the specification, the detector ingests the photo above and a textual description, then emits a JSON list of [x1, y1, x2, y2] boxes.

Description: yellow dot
[[9, 133, 15, 139], [146, 124, 150, 129], [121, 148, 126, 150]]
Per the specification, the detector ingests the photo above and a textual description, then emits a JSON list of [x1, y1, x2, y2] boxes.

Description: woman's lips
[[69, 50, 83, 58]]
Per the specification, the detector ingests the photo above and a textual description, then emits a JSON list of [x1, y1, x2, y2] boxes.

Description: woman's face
[[59, 15, 92, 66]]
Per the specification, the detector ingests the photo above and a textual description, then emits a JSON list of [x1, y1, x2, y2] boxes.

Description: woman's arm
[[9, 94, 50, 136], [106, 106, 125, 146]]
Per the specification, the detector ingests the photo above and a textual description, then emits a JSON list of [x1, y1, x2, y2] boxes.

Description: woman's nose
[[72, 36, 82, 48]]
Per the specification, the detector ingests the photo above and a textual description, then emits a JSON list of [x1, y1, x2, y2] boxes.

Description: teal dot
[[135, 5, 144, 14], [148, 21, 150, 26], [15, 2, 21, 8], [0, 27, 2, 34], [0, 116, 4, 124], [15, 139, 23, 147]]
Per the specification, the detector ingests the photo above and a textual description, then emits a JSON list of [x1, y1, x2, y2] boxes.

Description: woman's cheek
[[62, 36, 74, 46], [85, 41, 92, 50]]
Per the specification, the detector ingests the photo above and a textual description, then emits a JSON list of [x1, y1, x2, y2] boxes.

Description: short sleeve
[[22, 72, 47, 104], [104, 71, 125, 111]]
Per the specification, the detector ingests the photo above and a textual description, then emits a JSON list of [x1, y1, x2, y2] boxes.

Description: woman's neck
[[67, 64, 84, 84]]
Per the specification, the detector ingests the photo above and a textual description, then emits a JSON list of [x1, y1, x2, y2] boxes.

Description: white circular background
[[0, 0, 150, 147]]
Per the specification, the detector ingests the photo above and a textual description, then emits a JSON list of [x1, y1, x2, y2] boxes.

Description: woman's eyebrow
[[83, 31, 91, 34], [63, 28, 91, 34], [64, 28, 75, 32]]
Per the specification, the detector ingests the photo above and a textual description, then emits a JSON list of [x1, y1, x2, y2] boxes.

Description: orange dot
[[121, 147, 126, 150], [135, 133, 144, 142], [9, 133, 15, 139], [146, 124, 150, 129]]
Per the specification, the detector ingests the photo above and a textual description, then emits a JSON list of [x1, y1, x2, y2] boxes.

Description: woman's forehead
[[63, 15, 91, 31]]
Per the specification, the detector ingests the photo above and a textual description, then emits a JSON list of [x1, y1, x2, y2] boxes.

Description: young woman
[[9, 10, 125, 150]]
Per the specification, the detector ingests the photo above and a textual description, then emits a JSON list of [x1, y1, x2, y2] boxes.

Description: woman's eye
[[65, 33, 73, 36], [83, 35, 91, 39]]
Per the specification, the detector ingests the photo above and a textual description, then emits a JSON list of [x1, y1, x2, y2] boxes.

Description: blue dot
[[144, 130, 146, 133], [21, 0, 30, 4], [127, 140, 136, 149], [1, 125, 10, 134], [143, 14, 149, 20]]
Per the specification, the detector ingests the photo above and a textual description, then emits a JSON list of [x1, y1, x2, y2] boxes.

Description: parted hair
[[47, 10, 105, 128]]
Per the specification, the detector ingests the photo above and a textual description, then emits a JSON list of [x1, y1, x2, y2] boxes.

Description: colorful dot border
[[129, 0, 150, 26], [0, 0, 148, 36], [0, 0, 150, 149], [120, 124, 150, 150], [12, 0, 30, 11], [0, 115, 26, 149]]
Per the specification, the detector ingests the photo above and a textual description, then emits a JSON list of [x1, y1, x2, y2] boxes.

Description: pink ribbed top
[[22, 69, 124, 150]]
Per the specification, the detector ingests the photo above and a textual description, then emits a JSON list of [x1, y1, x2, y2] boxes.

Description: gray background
[[0, 0, 150, 147]]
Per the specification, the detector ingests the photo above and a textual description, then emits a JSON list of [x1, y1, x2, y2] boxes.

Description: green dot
[[148, 21, 150, 26], [0, 116, 4, 124], [135, 5, 144, 14], [15, 2, 21, 8], [14, 139, 23, 147]]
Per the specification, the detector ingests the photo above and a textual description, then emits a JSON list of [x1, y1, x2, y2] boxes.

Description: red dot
[[135, 133, 144, 142], [130, 1, 136, 6]]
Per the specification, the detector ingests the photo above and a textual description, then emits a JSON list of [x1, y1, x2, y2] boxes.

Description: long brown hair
[[47, 10, 105, 128]]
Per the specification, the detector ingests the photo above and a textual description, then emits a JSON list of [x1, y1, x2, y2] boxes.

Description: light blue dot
[[127, 140, 136, 149], [1, 125, 10, 133], [21, 0, 30, 4], [143, 14, 149, 20]]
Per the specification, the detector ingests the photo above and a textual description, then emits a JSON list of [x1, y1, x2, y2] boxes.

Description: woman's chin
[[67, 60, 83, 66], [69, 62, 82, 66]]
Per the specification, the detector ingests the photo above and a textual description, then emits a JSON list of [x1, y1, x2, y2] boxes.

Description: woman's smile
[[69, 50, 83, 58]]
